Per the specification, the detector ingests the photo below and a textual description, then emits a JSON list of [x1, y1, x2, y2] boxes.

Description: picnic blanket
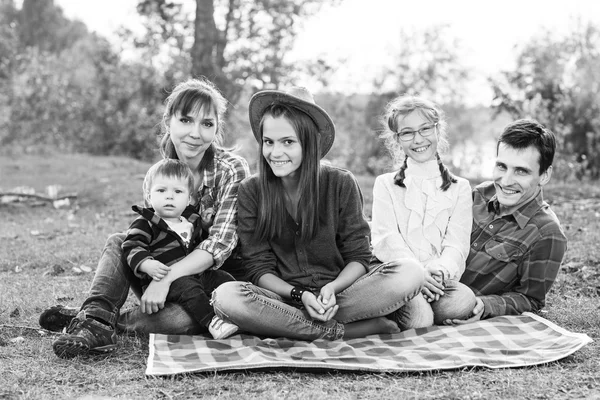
[[145, 312, 592, 375]]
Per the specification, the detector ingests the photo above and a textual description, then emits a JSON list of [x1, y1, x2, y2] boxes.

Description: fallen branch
[[0, 192, 77, 202], [0, 324, 61, 335]]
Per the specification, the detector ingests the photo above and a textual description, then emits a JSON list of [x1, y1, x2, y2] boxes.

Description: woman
[[210, 87, 425, 340], [371, 95, 475, 330], [40, 78, 250, 358]]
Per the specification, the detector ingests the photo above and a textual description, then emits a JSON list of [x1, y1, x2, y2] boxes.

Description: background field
[[1, 153, 599, 400]]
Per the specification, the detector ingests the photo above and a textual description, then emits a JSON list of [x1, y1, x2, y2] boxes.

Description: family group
[[38, 77, 567, 359]]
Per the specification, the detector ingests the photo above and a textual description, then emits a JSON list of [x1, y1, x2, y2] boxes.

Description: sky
[[55, 0, 600, 105]]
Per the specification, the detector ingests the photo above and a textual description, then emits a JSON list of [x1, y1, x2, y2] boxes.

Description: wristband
[[290, 286, 307, 304]]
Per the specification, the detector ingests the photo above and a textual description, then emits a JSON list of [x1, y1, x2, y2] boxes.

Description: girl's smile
[[262, 116, 303, 181]]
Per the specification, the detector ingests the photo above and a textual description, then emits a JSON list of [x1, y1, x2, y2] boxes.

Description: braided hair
[[382, 95, 457, 191]]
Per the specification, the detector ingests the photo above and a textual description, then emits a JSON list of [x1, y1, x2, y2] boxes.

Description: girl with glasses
[[371, 95, 476, 330]]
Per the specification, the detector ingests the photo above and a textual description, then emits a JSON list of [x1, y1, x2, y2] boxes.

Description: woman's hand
[[141, 279, 171, 314], [317, 283, 337, 311], [303, 291, 339, 322]]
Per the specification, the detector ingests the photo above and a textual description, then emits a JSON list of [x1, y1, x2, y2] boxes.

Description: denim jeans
[[211, 259, 424, 340], [81, 233, 235, 335], [395, 279, 477, 330]]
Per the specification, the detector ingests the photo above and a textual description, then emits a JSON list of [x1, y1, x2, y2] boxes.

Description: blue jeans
[[82, 233, 234, 335], [395, 279, 477, 330], [211, 260, 424, 340]]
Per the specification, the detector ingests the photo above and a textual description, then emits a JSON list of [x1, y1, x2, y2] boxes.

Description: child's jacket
[[122, 204, 202, 281]]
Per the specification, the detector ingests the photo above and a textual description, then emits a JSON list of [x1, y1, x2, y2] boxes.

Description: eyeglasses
[[395, 123, 437, 142]]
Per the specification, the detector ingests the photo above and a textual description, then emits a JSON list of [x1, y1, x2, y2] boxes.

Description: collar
[[486, 189, 546, 229], [405, 158, 441, 179]]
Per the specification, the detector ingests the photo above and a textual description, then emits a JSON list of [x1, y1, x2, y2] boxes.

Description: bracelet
[[290, 286, 307, 304]]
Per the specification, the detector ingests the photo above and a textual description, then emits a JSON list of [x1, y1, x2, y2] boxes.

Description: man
[[442, 118, 567, 324]]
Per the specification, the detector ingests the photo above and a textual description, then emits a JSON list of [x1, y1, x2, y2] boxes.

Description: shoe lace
[[65, 317, 85, 334]]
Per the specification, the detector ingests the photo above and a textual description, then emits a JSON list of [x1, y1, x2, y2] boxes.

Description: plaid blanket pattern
[[145, 312, 592, 375]]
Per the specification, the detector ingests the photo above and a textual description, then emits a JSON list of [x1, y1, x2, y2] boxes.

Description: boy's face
[[493, 143, 552, 211], [147, 174, 191, 221]]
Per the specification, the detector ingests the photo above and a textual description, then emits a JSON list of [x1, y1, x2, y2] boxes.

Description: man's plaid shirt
[[460, 181, 567, 318]]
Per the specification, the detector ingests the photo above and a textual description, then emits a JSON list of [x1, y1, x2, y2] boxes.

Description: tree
[[490, 21, 600, 179], [373, 24, 469, 105], [133, 0, 339, 105], [18, 0, 88, 53]]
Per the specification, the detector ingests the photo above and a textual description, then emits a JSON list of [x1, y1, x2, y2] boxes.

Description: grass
[[1, 153, 600, 400]]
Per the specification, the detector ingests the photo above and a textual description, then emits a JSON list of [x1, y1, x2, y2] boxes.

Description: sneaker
[[208, 315, 239, 340], [39, 305, 78, 332], [52, 310, 117, 358]]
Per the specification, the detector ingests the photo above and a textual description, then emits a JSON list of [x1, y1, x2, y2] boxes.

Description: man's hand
[[443, 297, 484, 325], [141, 279, 171, 314]]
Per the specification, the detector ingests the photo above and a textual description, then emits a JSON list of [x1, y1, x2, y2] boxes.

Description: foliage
[[490, 20, 600, 179], [17, 0, 88, 53], [3, 36, 164, 159], [373, 24, 470, 105], [132, 0, 340, 106]]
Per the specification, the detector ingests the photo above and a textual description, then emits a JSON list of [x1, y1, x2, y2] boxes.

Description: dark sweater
[[238, 165, 372, 289]]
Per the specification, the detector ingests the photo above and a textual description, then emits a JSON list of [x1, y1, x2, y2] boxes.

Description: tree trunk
[[191, 0, 239, 102], [191, 0, 218, 81]]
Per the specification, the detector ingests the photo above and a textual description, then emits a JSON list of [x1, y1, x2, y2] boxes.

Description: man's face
[[493, 143, 552, 210]]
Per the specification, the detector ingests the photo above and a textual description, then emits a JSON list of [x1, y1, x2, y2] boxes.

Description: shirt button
[[489, 224, 493, 229], [473, 242, 478, 247]]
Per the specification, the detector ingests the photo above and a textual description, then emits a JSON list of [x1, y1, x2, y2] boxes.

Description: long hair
[[381, 95, 456, 191], [158, 78, 228, 172], [255, 104, 321, 243]]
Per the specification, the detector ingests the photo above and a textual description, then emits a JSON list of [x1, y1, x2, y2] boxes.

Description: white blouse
[[371, 158, 473, 279]]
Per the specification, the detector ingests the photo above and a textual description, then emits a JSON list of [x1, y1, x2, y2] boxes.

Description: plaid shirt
[[460, 181, 567, 319], [193, 150, 250, 268]]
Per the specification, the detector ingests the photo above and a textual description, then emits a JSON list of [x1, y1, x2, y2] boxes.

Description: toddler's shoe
[[208, 315, 239, 340], [52, 310, 117, 358], [39, 305, 78, 332]]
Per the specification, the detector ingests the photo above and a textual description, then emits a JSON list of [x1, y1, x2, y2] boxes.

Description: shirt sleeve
[[237, 179, 279, 285], [121, 218, 154, 278], [371, 175, 418, 263], [335, 171, 372, 268], [434, 179, 473, 280], [479, 234, 567, 318], [196, 158, 249, 268]]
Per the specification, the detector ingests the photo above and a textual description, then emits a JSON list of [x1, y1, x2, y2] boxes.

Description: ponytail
[[393, 155, 409, 188], [437, 152, 457, 191]]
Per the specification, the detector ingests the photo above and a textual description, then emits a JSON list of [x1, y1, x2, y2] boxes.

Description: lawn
[[1, 153, 599, 400]]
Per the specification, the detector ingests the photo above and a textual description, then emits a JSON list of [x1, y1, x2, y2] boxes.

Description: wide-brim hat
[[248, 87, 336, 158]]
